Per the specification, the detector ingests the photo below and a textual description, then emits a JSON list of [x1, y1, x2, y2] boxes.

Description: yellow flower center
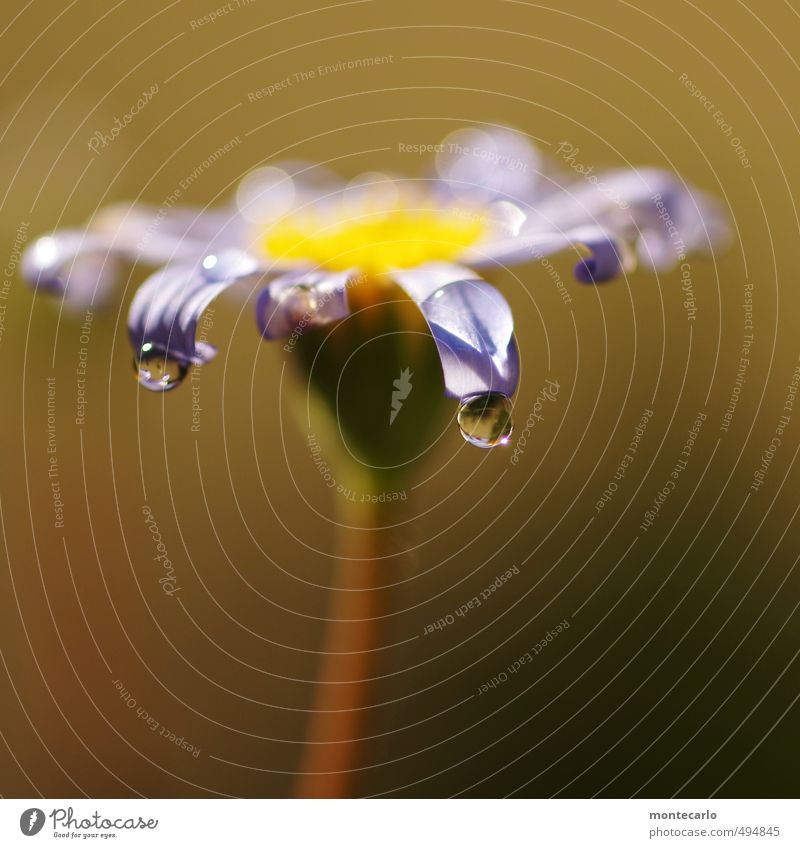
[[261, 205, 485, 273]]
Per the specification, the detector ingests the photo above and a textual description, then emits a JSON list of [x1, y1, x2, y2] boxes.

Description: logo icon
[[20, 808, 45, 836], [389, 368, 413, 425]]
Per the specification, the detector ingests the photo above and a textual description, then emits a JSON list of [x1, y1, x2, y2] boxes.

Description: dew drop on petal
[[283, 282, 320, 323], [457, 393, 514, 448], [134, 343, 189, 392]]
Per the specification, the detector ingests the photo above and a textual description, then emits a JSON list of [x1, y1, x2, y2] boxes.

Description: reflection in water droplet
[[457, 393, 513, 448], [283, 282, 321, 324], [134, 343, 189, 392]]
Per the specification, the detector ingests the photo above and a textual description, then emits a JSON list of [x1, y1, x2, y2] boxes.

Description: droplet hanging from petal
[[256, 269, 355, 340], [457, 392, 513, 448], [134, 343, 188, 392]]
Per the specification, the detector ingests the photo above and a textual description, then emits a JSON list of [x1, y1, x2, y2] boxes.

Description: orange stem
[[294, 501, 392, 797]]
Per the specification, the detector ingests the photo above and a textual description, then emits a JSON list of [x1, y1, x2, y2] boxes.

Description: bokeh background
[[1, 0, 798, 798]]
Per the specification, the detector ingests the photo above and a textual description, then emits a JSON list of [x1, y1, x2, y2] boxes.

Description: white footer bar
[[2, 798, 796, 847]]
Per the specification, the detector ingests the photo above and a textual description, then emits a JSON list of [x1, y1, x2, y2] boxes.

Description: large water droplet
[[457, 393, 513, 448], [134, 343, 188, 392], [279, 281, 338, 330], [286, 282, 319, 319]]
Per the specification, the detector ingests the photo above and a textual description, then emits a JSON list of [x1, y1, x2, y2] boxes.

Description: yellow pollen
[[261, 206, 485, 273]]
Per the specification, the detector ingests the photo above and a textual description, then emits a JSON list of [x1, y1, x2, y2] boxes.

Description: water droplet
[[283, 282, 321, 323], [457, 393, 513, 448], [134, 344, 188, 392]]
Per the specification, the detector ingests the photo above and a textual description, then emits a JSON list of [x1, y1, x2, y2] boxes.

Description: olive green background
[[0, 0, 798, 797]]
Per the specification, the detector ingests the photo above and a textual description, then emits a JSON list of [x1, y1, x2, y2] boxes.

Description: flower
[[22, 127, 728, 448]]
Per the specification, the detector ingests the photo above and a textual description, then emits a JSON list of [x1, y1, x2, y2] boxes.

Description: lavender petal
[[256, 268, 356, 340], [463, 166, 728, 281], [392, 263, 519, 399], [463, 225, 635, 284], [22, 203, 246, 307], [435, 127, 542, 205], [128, 249, 263, 365]]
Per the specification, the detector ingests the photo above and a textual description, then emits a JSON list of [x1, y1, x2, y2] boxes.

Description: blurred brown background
[[0, 0, 798, 798]]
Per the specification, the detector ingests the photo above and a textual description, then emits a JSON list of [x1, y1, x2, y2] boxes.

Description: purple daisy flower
[[21, 127, 728, 448]]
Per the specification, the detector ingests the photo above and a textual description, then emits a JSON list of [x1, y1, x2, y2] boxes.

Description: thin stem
[[294, 498, 394, 798]]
